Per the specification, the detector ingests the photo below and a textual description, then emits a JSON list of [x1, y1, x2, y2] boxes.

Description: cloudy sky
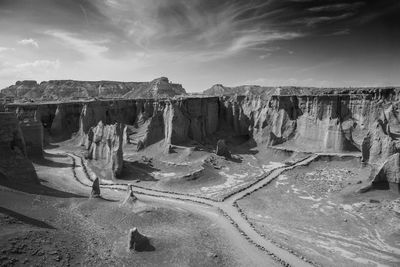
[[0, 0, 399, 92]]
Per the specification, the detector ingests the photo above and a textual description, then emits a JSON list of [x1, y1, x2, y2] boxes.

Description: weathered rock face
[[219, 90, 400, 156], [372, 153, 400, 185], [361, 103, 400, 164], [7, 87, 400, 164], [0, 112, 38, 184], [20, 120, 43, 158], [163, 98, 220, 145], [85, 121, 124, 179]]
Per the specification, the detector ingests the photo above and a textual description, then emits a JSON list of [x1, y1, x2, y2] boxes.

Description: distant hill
[[203, 84, 277, 98], [203, 84, 398, 97], [0, 77, 186, 101]]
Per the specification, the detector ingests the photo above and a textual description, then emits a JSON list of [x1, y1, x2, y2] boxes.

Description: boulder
[[216, 139, 231, 158], [91, 177, 101, 198], [122, 185, 137, 205], [128, 228, 153, 251]]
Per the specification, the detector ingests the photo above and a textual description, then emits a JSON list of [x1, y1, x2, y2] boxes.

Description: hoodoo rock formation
[[91, 177, 101, 198], [84, 121, 124, 179]]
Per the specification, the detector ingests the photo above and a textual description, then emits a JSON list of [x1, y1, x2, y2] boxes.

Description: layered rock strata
[[84, 121, 124, 179], [7, 90, 400, 155], [6, 87, 400, 187]]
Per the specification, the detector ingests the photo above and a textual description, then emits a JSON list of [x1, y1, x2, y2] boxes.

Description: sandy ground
[[0, 149, 278, 267], [237, 156, 400, 267], [3, 138, 398, 266], [80, 142, 311, 202]]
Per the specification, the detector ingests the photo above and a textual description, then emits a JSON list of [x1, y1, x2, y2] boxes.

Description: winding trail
[[63, 150, 319, 267]]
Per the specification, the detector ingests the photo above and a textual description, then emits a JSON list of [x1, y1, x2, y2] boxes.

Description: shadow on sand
[[43, 152, 68, 159], [118, 161, 160, 182], [32, 156, 73, 168], [0, 206, 56, 229], [0, 179, 86, 199]]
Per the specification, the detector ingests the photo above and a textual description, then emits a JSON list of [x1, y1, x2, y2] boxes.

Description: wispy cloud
[[17, 38, 39, 48], [0, 47, 14, 53], [0, 59, 60, 82], [95, 0, 305, 61], [293, 13, 355, 26], [45, 31, 109, 58], [16, 59, 60, 71], [308, 2, 364, 12], [190, 31, 302, 62]]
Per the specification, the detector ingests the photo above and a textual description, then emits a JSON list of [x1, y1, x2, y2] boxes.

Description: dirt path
[[58, 150, 319, 267]]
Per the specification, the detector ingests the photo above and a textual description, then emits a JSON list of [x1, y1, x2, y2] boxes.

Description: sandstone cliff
[[6, 87, 400, 188], [7, 88, 400, 156], [84, 121, 124, 179]]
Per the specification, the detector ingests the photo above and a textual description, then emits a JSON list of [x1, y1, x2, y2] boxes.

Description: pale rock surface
[[85, 121, 124, 179]]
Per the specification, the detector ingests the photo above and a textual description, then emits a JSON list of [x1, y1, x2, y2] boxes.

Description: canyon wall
[[7, 89, 400, 156], [0, 112, 38, 184], [5, 87, 400, 186], [20, 121, 43, 158]]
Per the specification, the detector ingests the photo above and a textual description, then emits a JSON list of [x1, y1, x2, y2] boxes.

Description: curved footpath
[[63, 151, 319, 267]]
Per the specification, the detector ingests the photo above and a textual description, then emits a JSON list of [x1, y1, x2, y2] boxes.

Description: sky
[[0, 0, 399, 92]]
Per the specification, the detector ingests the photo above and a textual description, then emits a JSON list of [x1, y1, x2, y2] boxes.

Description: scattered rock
[[216, 139, 231, 158], [123, 185, 137, 205], [91, 177, 101, 198], [128, 228, 153, 252], [136, 140, 144, 151]]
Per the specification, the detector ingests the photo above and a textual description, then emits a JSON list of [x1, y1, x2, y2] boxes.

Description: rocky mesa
[[1, 77, 186, 101]]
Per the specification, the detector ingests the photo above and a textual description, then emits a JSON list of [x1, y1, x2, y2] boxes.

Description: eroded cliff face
[[0, 112, 38, 184], [7, 91, 399, 153], [84, 121, 124, 179], [220, 91, 399, 155], [6, 88, 400, 186], [164, 98, 220, 145]]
